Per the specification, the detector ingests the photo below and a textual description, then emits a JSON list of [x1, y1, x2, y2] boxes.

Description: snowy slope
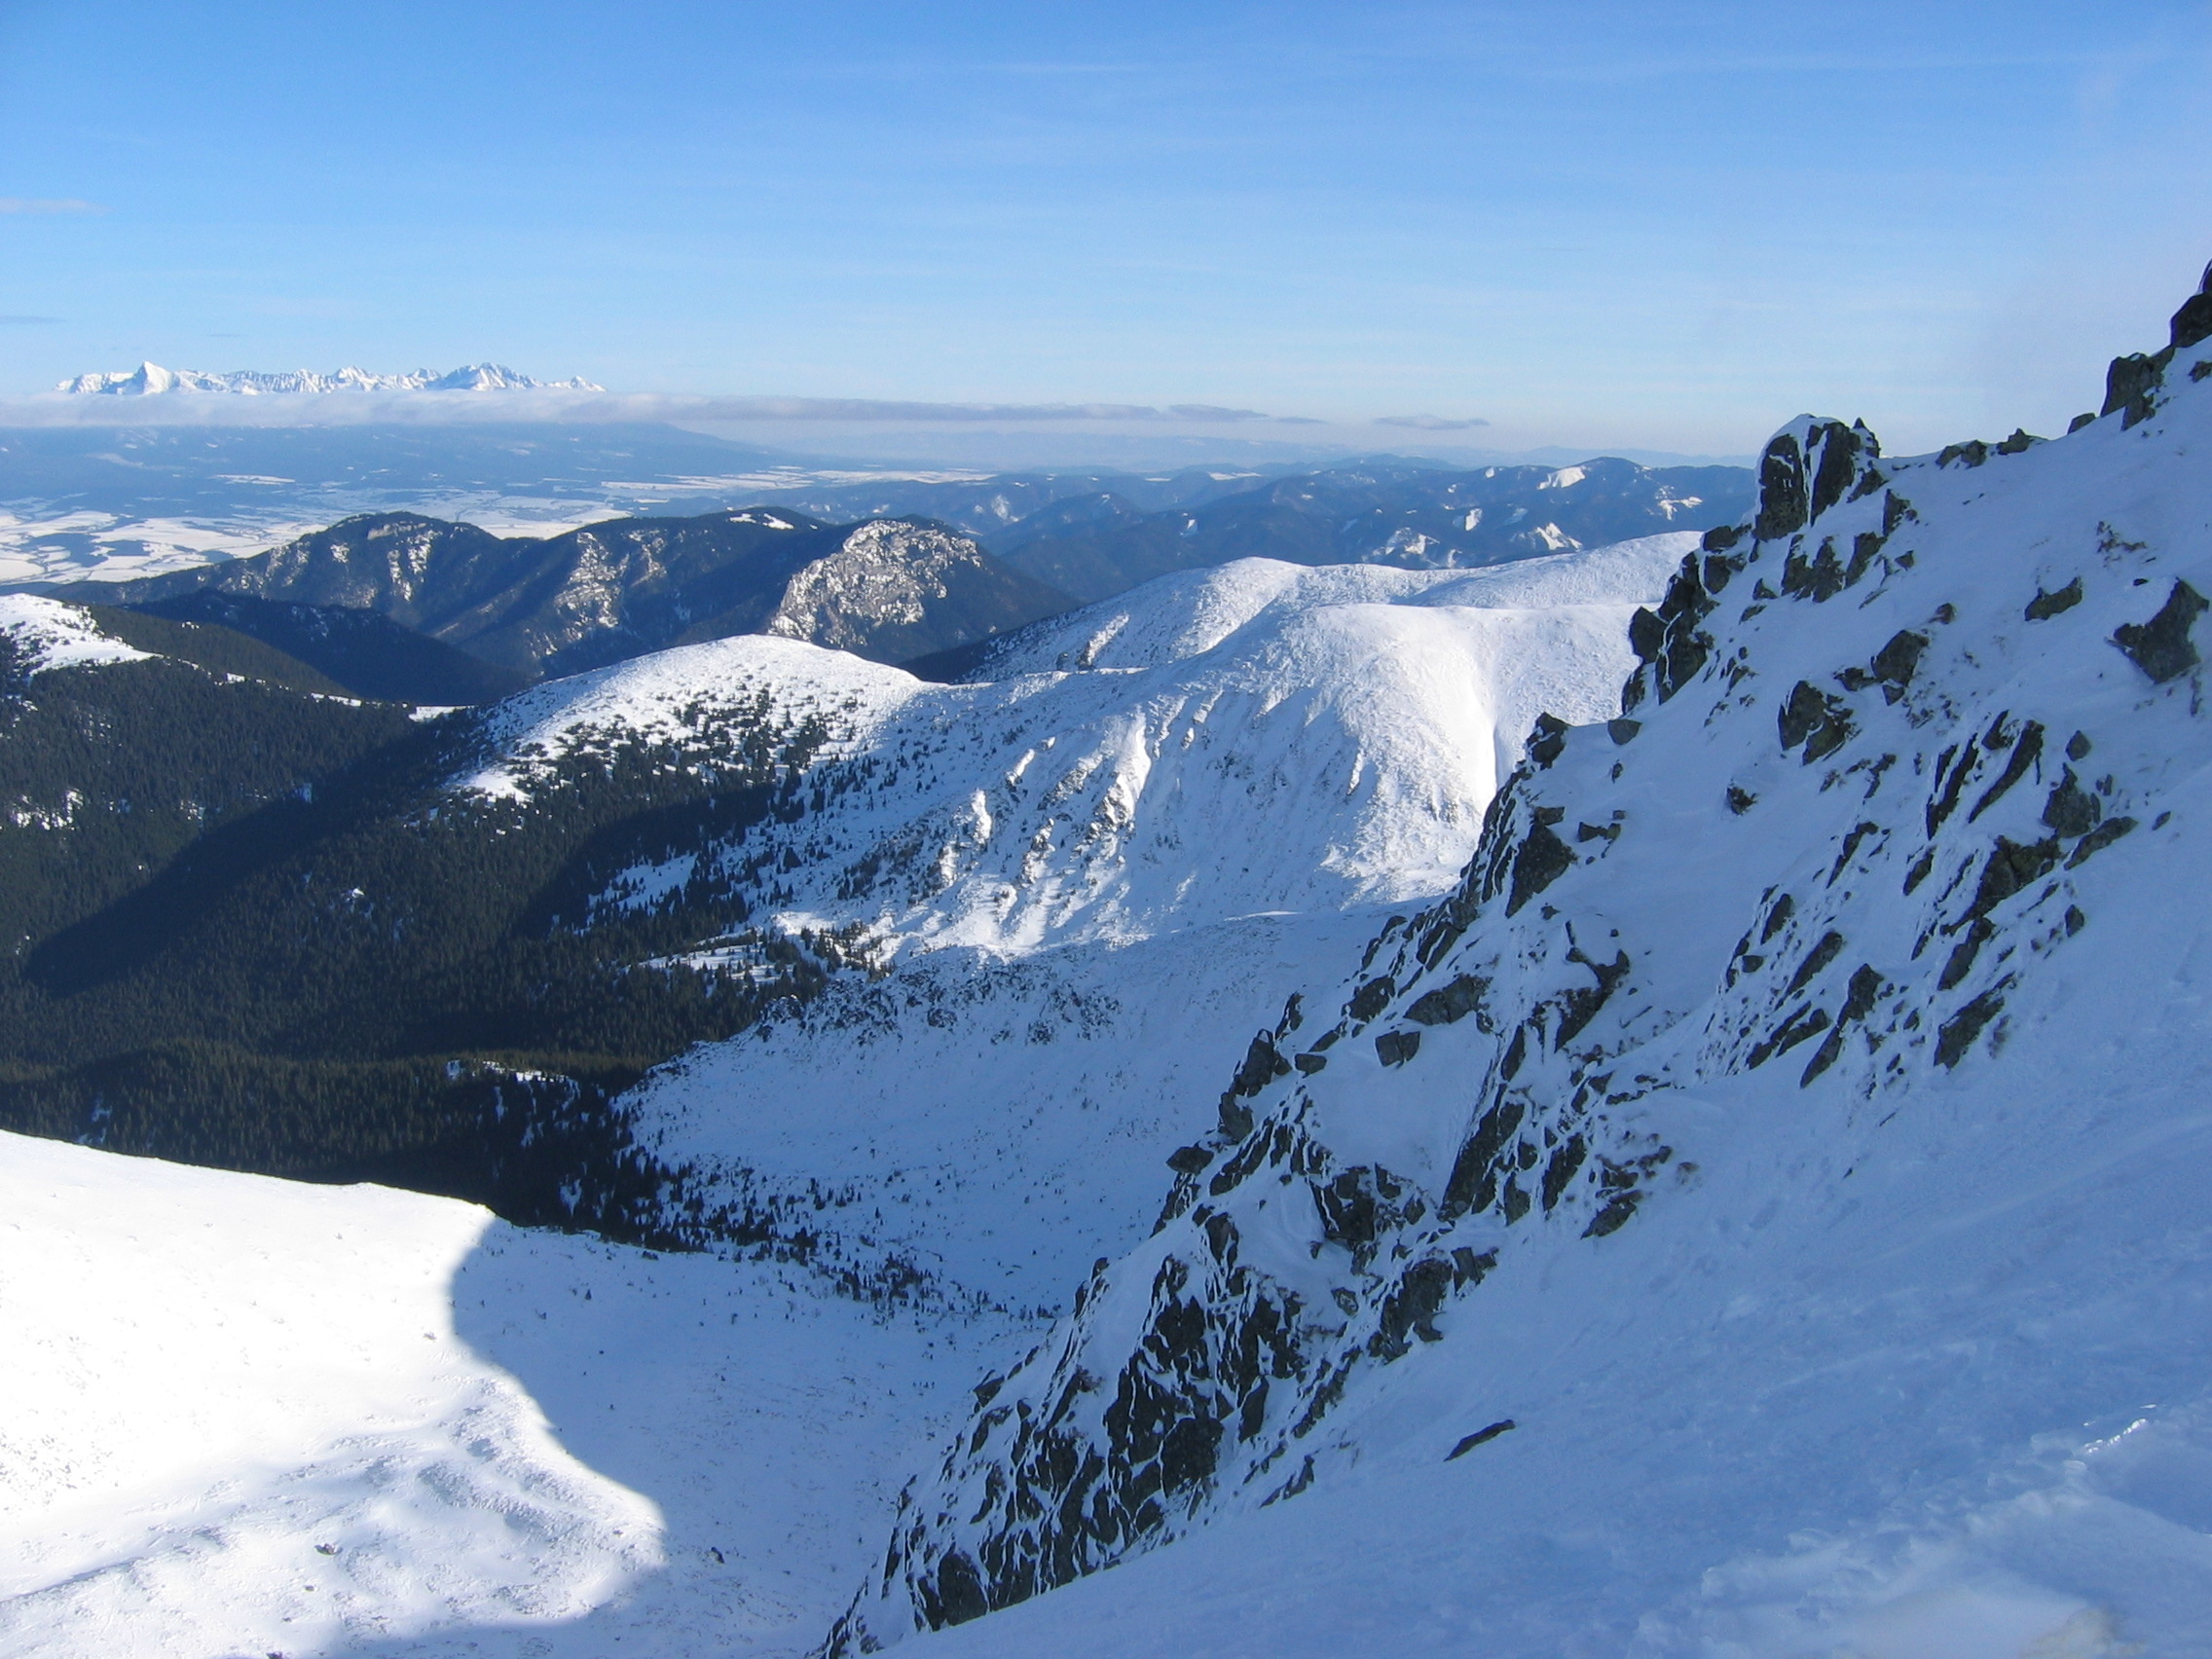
[[428, 537, 1676, 1309], [0, 593, 150, 674], [0, 1130, 986, 1659], [823, 292, 2212, 1656]]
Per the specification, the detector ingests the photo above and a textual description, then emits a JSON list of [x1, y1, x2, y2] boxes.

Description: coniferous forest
[[0, 640, 839, 1238]]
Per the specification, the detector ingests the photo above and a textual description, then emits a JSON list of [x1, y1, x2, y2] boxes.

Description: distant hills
[[56, 508, 1078, 691], [976, 455, 1750, 602], [18, 453, 1752, 701]]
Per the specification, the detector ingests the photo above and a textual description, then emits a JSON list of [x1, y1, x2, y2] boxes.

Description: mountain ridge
[[57, 360, 604, 395]]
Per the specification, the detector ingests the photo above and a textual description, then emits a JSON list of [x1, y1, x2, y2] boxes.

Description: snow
[[0, 593, 149, 672], [518, 539, 1685, 1310], [29, 313, 2212, 1659], [0, 1131, 984, 1658], [56, 362, 604, 395], [829, 348, 2212, 1654]]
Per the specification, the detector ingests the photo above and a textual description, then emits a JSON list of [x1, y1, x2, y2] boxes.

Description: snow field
[[0, 1133, 991, 1658]]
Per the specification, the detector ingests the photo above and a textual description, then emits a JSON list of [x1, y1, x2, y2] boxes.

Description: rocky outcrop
[[819, 275, 2212, 1652]]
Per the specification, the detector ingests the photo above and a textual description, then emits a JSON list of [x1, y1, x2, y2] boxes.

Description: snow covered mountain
[[813, 272, 2212, 1657], [16, 268, 2212, 1659], [56, 361, 604, 394], [2, 523, 1690, 1654]]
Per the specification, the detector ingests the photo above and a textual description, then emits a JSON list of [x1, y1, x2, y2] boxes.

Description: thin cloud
[[0, 198, 107, 215], [1377, 414, 1491, 431]]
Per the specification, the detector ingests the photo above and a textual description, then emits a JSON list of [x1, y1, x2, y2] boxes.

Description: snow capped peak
[[55, 360, 605, 394]]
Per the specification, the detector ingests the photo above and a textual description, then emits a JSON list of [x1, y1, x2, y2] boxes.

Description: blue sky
[[1, 1, 2209, 456]]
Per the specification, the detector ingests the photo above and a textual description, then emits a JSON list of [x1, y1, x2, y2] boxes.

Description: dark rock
[[1969, 835, 2061, 917], [1753, 433, 1808, 541], [1607, 718, 1641, 745], [1505, 821, 1574, 916], [1938, 917, 1995, 991], [1371, 1257, 1455, 1358], [2069, 412, 2097, 433], [2066, 730, 2092, 760], [2025, 578, 2083, 621], [1584, 1190, 1641, 1236], [1926, 740, 1979, 836], [1406, 974, 1487, 1027], [1727, 785, 1757, 814], [1869, 629, 1930, 692], [2065, 816, 2137, 868], [1527, 712, 1570, 766], [1166, 1145, 1214, 1175], [2113, 579, 2208, 683], [1748, 1005, 1830, 1069], [1782, 537, 1849, 601], [1936, 987, 2006, 1068], [1375, 1029, 1421, 1068], [1446, 1419, 1517, 1459], [2041, 768, 2101, 838], [1539, 1133, 1588, 1211], [1628, 608, 1665, 662], [1346, 977, 1396, 1022], [1967, 720, 2044, 823], [2104, 349, 2174, 427], [1779, 681, 1855, 762], [933, 1551, 990, 1628], [1809, 423, 1869, 520], [1799, 964, 1887, 1086], [1557, 948, 1631, 1045], [1785, 931, 1846, 997], [1937, 439, 1990, 469], [2170, 261, 2212, 350]]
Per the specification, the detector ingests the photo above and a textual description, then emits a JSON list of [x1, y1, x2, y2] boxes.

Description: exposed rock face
[[819, 287, 2212, 1652], [763, 520, 1075, 666]]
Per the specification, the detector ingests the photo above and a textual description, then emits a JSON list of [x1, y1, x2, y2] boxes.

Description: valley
[[9, 278, 2212, 1658]]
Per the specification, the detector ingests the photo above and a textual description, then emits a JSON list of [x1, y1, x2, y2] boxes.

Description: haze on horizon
[[0, 0, 2208, 460]]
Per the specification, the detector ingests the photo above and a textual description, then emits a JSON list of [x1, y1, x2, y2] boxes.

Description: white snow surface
[[0, 593, 149, 672], [482, 540, 1689, 956], [0, 1131, 985, 1658]]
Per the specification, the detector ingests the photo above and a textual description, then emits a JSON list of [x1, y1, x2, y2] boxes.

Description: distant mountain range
[[971, 455, 1749, 601], [56, 361, 604, 395], [55, 508, 1077, 691], [19, 455, 1751, 699]]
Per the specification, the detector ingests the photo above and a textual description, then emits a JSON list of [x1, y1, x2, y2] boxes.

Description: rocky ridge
[[820, 269, 2212, 1650]]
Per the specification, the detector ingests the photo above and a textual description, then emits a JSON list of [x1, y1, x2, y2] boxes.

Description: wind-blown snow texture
[[823, 302, 2212, 1657]]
